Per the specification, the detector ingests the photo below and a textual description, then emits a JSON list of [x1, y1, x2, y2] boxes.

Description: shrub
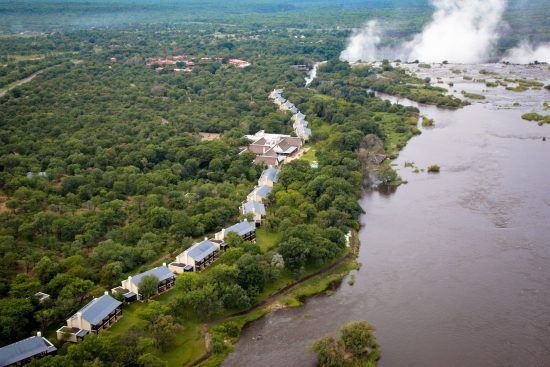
[[427, 164, 440, 173]]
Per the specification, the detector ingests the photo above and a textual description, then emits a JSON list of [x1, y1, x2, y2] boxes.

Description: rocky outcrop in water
[[358, 134, 386, 188]]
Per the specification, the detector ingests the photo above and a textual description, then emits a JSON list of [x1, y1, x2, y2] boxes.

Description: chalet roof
[[243, 200, 266, 216], [72, 294, 121, 326], [296, 126, 312, 136], [250, 185, 273, 199], [185, 239, 218, 262], [0, 336, 56, 367], [289, 106, 299, 114], [278, 137, 301, 150], [252, 137, 266, 145], [294, 119, 308, 128], [131, 266, 174, 288], [261, 147, 278, 157], [224, 220, 255, 236], [248, 144, 267, 154], [255, 156, 279, 166], [259, 166, 279, 184], [281, 146, 297, 155], [294, 112, 306, 120], [284, 101, 294, 108]]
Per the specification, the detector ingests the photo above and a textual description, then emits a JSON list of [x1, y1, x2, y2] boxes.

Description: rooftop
[[296, 126, 312, 136], [0, 336, 56, 366], [184, 239, 218, 262], [259, 166, 279, 184], [224, 220, 255, 236], [243, 200, 266, 216], [72, 294, 121, 326], [250, 185, 273, 199], [130, 266, 174, 287], [245, 131, 291, 147]]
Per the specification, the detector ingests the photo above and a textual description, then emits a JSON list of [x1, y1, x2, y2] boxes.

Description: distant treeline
[[0, 0, 548, 50]]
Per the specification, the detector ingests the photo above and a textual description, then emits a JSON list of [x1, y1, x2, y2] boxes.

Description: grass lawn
[[107, 292, 207, 365], [156, 322, 205, 366], [300, 147, 317, 163], [256, 227, 280, 253], [107, 302, 148, 338]]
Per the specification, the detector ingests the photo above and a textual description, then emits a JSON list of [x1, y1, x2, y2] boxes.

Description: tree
[[310, 336, 345, 367], [59, 278, 94, 305], [236, 254, 265, 294], [101, 261, 123, 284], [148, 314, 182, 351], [376, 164, 398, 184], [138, 275, 159, 300], [8, 274, 40, 298], [33, 256, 59, 284], [278, 237, 307, 273], [220, 284, 250, 310], [0, 298, 35, 343], [339, 321, 377, 355], [271, 253, 285, 269]]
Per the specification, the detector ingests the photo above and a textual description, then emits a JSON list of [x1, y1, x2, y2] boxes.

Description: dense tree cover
[[0, 27, 308, 346], [311, 321, 380, 367], [0, 55, 66, 89], [1, 0, 548, 55]]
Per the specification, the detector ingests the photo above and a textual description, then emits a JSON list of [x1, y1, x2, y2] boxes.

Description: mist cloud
[[340, 0, 546, 64], [340, 20, 382, 62], [502, 42, 550, 63], [405, 0, 505, 63]]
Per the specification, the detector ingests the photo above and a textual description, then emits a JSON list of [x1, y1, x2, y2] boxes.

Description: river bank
[[221, 64, 550, 367], [194, 233, 360, 367]]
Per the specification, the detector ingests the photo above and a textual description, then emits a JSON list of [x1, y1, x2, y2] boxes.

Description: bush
[[421, 116, 434, 127], [340, 321, 376, 355], [427, 164, 440, 173]]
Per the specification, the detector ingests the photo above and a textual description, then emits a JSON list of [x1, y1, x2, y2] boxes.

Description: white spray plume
[[341, 0, 512, 64], [340, 20, 382, 62], [406, 0, 506, 63], [502, 42, 550, 63]]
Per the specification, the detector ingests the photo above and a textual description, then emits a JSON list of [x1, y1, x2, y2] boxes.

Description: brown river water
[[223, 64, 550, 367]]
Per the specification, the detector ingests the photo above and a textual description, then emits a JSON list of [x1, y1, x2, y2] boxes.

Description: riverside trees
[[311, 321, 380, 367]]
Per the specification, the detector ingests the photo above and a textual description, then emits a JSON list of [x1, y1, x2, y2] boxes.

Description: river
[[223, 64, 550, 367]]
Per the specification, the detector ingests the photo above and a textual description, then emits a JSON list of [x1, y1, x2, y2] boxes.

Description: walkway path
[[0, 70, 45, 98]]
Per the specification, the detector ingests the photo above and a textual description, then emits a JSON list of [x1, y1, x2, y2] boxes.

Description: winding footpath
[[0, 69, 45, 98]]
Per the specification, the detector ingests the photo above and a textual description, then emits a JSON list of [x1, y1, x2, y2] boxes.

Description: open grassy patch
[[256, 227, 281, 253], [157, 322, 205, 366]]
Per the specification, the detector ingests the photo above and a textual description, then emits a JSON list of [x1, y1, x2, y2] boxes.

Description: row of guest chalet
[[270, 88, 312, 142], [243, 89, 311, 167], [241, 165, 278, 226], [52, 216, 259, 345], [41, 158, 279, 353], [1, 95, 287, 367], [4, 169, 278, 366]]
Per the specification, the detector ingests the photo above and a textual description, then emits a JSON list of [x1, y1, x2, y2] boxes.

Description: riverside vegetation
[[311, 321, 380, 367]]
